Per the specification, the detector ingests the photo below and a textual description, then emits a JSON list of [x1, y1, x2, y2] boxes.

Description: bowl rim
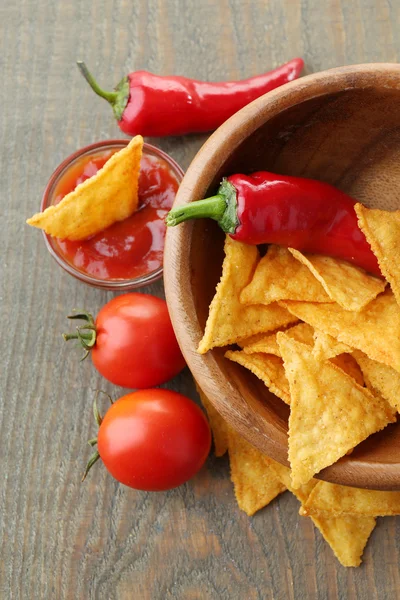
[[41, 139, 184, 290], [164, 63, 400, 490]]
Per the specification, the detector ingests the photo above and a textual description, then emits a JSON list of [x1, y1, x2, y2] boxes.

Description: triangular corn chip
[[227, 428, 286, 515], [266, 458, 317, 503], [355, 203, 400, 308], [198, 238, 297, 353], [302, 480, 400, 517], [227, 329, 361, 406], [243, 331, 281, 356], [195, 382, 229, 457], [225, 350, 291, 405], [281, 289, 400, 372], [237, 332, 272, 348], [330, 354, 364, 387], [240, 245, 332, 305], [353, 350, 400, 412], [267, 459, 375, 567], [289, 248, 385, 312], [27, 136, 143, 240], [310, 512, 376, 568], [241, 324, 362, 383], [277, 333, 396, 488], [313, 330, 353, 361], [243, 323, 314, 356]]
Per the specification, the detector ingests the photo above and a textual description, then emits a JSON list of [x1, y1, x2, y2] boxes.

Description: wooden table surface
[[3, 1, 400, 598]]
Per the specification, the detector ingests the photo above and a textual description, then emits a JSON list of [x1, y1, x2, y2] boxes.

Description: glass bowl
[[41, 139, 184, 290]]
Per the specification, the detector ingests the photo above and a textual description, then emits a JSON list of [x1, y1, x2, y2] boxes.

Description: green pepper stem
[[165, 195, 226, 227], [77, 61, 118, 105]]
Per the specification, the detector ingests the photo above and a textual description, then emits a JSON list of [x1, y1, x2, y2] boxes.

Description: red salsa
[[53, 150, 180, 280]]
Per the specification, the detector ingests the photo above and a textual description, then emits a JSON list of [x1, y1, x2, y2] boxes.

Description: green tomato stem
[[82, 450, 100, 482]]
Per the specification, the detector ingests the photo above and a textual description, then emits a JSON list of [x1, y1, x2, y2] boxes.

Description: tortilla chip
[[237, 332, 272, 348], [312, 331, 362, 384], [277, 333, 396, 488], [198, 238, 297, 353], [243, 322, 314, 357], [330, 354, 364, 387], [353, 350, 400, 412], [242, 331, 281, 356], [302, 480, 400, 517], [227, 428, 286, 515], [242, 324, 362, 383], [281, 289, 400, 373], [313, 330, 353, 361], [225, 350, 290, 405], [266, 458, 317, 503], [27, 136, 143, 240], [267, 459, 375, 567], [289, 248, 385, 311], [310, 512, 376, 568], [195, 382, 229, 457], [240, 245, 332, 306], [355, 203, 400, 308]]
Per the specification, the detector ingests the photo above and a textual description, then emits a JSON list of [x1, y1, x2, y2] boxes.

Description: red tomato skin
[[97, 390, 211, 491], [91, 293, 186, 388]]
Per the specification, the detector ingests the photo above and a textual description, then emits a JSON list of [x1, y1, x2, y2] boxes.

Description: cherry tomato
[[96, 389, 211, 490], [65, 293, 186, 388]]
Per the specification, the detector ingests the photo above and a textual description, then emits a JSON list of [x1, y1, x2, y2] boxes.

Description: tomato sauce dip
[[52, 146, 181, 281]]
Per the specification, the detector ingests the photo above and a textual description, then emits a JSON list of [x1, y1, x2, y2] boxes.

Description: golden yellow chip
[[240, 245, 332, 305], [285, 322, 315, 346], [289, 248, 385, 311], [229, 326, 362, 405], [355, 203, 400, 308], [227, 428, 286, 516], [266, 458, 317, 503], [330, 353, 364, 386], [302, 480, 400, 517], [353, 350, 400, 412], [198, 237, 297, 354], [267, 459, 375, 567], [243, 322, 314, 357], [195, 382, 229, 457], [225, 350, 291, 405], [277, 333, 396, 488], [242, 331, 281, 356], [281, 289, 400, 373], [27, 136, 143, 240], [242, 324, 362, 382], [310, 512, 376, 568], [237, 332, 271, 348], [312, 331, 362, 384], [313, 330, 353, 361]]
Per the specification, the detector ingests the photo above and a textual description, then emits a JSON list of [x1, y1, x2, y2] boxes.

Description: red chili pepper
[[166, 172, 381, 277], [76, 59, 304, 137]]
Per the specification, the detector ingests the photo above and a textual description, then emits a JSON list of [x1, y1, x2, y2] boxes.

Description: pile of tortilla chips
[[197, 204, 400, 566], [27, 135, 143, 240], [197, 383, 400, 568]]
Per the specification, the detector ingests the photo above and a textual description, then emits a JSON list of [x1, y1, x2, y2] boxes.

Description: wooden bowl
[[164, 64, 400, 490]]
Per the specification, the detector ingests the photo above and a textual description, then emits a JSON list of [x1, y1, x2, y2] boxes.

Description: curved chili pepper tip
[[76, 61, 130, 121]]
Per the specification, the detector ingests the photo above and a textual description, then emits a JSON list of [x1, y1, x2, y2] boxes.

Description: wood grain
[[2, 0, 400, 598]]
